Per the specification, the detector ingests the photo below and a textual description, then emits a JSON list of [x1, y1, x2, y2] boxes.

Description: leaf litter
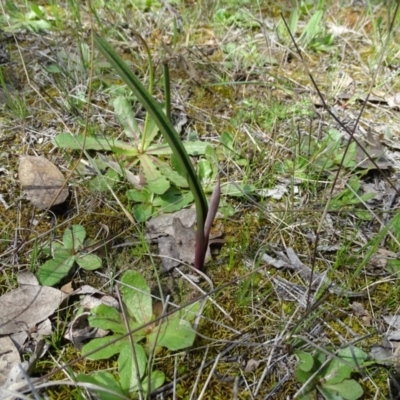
[[0, 272, 66, 396], [18, 155, 69, 209]]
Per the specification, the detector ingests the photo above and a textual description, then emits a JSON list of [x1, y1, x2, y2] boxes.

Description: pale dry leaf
[[16, 271, 38, 286], [19, 156, 69, 209], [60, 281, 74, 295], [244, 359, 260, 373], [64, 313, 109, 349], [351, 301, 371, 326], [0, 286, 67, 335], [0, 337, 20, 386], [80, 294, 119, 310], [145, 208, 197, 240]]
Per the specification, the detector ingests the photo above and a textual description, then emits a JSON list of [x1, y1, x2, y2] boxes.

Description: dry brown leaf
[[19, 156, 69, 209]]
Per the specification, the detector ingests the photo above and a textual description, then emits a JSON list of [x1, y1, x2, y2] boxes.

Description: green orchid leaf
[[319, 379, 363, 400], [140, 154, 170, 195], [76, 253, 102, 270], [76, 372, 127, 400], [81, 335, 127, 360], [94, 35, 208, 271], [54, 132, 131, 151], [89, 169, 120, 192], [121, 271, 153, 324], [118, 343, 147, 394], [147, 318, 196, 351], [37, 250, 76, 286], [141, 370, 165, 396], [63, 225, 86, 250]]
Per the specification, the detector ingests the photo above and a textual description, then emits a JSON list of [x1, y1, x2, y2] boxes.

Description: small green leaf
[[158, 163, 189, 188], [155, 188, 194, 213], [63, 225, 86, 250], [118, 343, 147, 394], [76, 372, 127, 400], [126, 189, 151, 203], [221, 183, 255, 197], [76, 253, 102, 270], [140, 154, 170, 195], [112, 95, 141, 141], [142, 116, 160, 150], [37, 250, 76, 286], [132, 203, 153, 222], [319, 379, 363, 400], [121, 271, 153, 324], [54, 133, 132, 151], [88, 304, 126, 333], [88, 304, 147, 340], [295, 350, 315, 372], [141, 370, 165, 395], [147, 318, 196, 351], [198, 159, 213, 182], [322, 359, 352, 385], [177, 301, 201, 322], [89, 169, 120, 192], [81, 335, 127, 360], [337, 347, 368, 367]]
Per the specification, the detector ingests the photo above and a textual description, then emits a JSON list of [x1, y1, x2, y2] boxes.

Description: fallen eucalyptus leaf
[[19, 156, 69, 209], [0, 337, 20, 385], [0, 285, 67, 335]]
